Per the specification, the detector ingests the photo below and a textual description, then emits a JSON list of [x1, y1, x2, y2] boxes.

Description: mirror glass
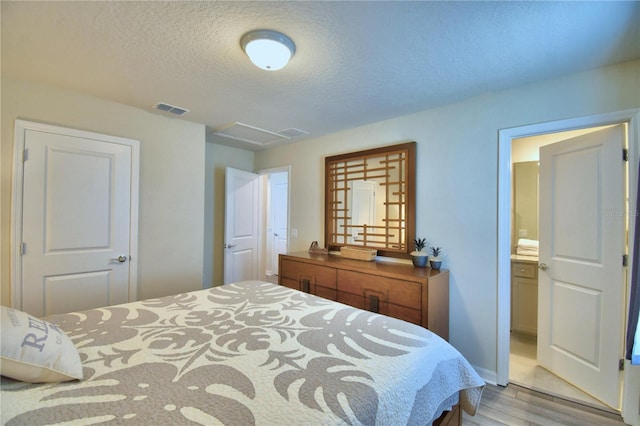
[[512, 161, 539, 252], [325, 142, 415, 258]]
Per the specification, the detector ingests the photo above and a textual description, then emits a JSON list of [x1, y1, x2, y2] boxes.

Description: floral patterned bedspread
[[1, 281, 484, 425]]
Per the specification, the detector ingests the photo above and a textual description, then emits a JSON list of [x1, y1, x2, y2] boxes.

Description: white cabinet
[[511, 258, 538, 336]]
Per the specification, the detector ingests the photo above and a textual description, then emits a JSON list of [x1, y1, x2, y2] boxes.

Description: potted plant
[[411, 238, 429, 268], [430, 246, 442, 270]]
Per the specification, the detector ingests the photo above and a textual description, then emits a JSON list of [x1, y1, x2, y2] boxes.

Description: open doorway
[[221, 166, 290, 285], [497, 110, 640, 424], [259, 167, 290, 282], [509, 126, 619, 411]]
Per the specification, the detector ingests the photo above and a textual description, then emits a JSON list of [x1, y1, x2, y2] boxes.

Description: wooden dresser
[[279, 252, 449, 340]]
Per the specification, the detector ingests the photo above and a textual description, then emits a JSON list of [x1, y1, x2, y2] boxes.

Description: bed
[[1, 280, 484, 425]]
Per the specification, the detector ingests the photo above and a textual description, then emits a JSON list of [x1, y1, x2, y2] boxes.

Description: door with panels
[[14, 120, 139, 317]]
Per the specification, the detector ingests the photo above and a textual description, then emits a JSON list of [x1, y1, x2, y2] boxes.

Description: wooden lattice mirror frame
[[324, 142, 416, 259]]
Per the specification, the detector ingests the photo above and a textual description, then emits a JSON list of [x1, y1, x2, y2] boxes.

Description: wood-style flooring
[[463, 383, 626, 426]]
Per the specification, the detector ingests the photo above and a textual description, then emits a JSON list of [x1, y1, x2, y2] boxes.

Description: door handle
[[538, 263, 549, 271], [111, 255, 127, 263], [225, 243, 236, 249]]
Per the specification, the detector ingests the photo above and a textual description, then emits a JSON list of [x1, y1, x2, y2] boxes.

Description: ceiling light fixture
[[241, 29, 295, 71]]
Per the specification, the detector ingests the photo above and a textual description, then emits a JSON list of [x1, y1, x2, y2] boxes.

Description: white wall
[[254, 59, 640, 378], [203, 141, 254, 287], [3, 60, 638, 380], [1, 78, 206, 304]]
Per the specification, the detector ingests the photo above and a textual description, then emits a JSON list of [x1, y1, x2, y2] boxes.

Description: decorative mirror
[[325, 142, 416, 258]]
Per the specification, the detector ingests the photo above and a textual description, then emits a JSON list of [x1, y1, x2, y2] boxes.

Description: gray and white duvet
[[1, 281, 484, 425]]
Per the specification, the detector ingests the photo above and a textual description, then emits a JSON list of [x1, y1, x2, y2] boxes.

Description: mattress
[[1, 280, 484, 425]]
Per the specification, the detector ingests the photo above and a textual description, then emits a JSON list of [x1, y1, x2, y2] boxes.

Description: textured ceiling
[[2, 1, 639, 150]]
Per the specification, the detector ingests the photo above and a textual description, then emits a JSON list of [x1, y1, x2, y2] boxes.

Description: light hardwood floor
[[463, 383, 626, 425]]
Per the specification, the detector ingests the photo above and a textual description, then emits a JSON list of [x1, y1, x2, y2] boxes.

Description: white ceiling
[[2, 1, 639, 150]]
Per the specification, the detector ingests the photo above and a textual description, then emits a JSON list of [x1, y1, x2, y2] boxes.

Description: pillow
[[1, 306, 83, 382]]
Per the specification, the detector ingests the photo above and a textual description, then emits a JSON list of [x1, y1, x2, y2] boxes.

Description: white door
[[268, 172, 288, 275], [16, 121, 138, 317], [538, 125, 625, 408], [224, 167, 259, 284]]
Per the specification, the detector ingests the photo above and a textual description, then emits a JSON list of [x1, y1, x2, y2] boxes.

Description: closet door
[[16, 120, 139, 316]]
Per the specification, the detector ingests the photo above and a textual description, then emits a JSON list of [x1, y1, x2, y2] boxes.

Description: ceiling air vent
[[153, 102, 190, 116], [210, 122, 291, 147], [278, 128, 309, 138]]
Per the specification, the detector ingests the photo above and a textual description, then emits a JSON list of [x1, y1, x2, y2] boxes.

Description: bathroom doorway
[[497, 114, 637, 407], [508, 125, 625, 412]]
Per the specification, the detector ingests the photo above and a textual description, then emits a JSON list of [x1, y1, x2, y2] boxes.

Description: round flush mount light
[[241, 29, 296, 71]]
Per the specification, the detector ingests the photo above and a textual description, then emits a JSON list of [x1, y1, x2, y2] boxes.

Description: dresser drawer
[[279, 252, 449, 339], [511, 261, 537, 279], [337, 270, 421, 310], [336, 291, 421, 325], [281, 259, 337, 289], [280, 276, 300, 291]]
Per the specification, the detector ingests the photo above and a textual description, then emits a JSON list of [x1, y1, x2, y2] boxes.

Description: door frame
[[497, 109, 640, 421], [10, 119, 140, 309], [258, 166, 291, 279]]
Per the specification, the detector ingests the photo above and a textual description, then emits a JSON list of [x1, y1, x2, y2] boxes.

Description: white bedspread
[[1, 281, 484, 425]]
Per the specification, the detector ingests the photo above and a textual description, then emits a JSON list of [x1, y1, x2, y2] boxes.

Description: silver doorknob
[[225, 243, 236, 249], [538, 263, 549, 271], [111, 255, 127, 263]]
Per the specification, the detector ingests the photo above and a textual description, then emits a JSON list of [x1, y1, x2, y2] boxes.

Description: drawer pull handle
[[301, 279, 310, 293], [369, 295, 380, 313]]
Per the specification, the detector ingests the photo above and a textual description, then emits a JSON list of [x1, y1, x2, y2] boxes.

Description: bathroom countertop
[[511, 254, 538, 262]]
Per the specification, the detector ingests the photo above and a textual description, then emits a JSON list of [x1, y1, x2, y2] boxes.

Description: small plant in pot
[[411, 238, 429, 268], [430, 246, 442, 270]]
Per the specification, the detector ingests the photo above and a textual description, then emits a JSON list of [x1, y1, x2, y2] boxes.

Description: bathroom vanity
[[511, 255, 538, 336]]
